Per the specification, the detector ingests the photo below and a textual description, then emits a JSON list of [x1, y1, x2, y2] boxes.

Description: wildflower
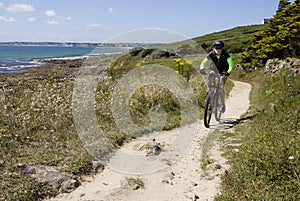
[[135, 63, 141, 67], [21, 167, 35, 174], [185, 60, 192, 65], [288, 156, 294, 160], [175, 58, 182, 62]]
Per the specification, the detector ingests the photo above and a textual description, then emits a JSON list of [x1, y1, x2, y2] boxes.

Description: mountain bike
[[203, 71, 224, 128]]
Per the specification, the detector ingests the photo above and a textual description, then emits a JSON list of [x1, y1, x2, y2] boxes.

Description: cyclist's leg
[[207, 71, 214, 87]]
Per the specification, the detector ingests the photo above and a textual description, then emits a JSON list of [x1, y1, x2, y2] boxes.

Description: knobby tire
[[204, 94, 212, 128]]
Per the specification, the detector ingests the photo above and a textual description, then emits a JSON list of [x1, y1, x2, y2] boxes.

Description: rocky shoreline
[[0, 53, 120, 81]]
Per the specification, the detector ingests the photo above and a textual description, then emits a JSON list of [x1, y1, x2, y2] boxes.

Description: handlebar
[[200, 69, 221, 77], [200, 69, 229, 77], [208, 71, 221, 77]]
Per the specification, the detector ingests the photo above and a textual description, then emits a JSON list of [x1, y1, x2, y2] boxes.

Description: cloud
[[0, 16, 16, 22], [6, 4, 35, 12], [86, 23, 102, 30], [45, 10, 56, 17], [0, 3, 3, 8], [106, 28, 187, 43], [46, 20, 59, 25], [27, 17, 36, 22], [66, 16, 72, 21], [108, 8, 114, 13]]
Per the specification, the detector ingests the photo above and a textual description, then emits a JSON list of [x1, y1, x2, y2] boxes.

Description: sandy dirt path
[[48, 80, 251, 201]]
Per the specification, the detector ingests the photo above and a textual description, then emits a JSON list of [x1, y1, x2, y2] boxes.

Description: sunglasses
[[214, 46, 223, 50]]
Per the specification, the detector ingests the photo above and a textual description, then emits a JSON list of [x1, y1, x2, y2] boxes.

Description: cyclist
[[199, 40, 234, 113]]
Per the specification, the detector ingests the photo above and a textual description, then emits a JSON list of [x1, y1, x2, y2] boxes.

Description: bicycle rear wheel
[[204, 94, 213, 128]]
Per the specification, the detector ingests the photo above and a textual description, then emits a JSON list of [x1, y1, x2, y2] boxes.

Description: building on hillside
[[262, 18, 270, 24]]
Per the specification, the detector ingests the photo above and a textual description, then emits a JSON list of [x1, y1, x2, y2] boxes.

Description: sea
[[0, 45, 128, 73]]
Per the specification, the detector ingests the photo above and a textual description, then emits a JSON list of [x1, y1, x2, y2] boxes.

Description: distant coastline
[[0, 44, 132, 73], [0, 41, 163, 48]]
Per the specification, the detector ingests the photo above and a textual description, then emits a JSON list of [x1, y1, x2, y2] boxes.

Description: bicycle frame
[[203, 71, 222, 128]]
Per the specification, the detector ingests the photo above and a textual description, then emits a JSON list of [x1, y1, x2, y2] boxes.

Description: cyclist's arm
[[200, 57, 209, 70], [227, 57, 234, 73]]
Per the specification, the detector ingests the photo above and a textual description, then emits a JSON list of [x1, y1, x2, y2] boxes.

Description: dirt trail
[[48, 80, 251, 201]]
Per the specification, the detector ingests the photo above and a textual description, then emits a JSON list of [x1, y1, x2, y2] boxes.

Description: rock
[[30, 165, 80, 193], [69, 63, 80, 68], [92, 161, 105, 173], [265, 58, 300, 75], [291, 59, 300, 67], [0, 159, 4, 167], [139, 48, 156, 58], [129, 47, 144, 56], [150, 50, 177, 59], [60, 179, 80, 193], [138, 138, 164, 156]]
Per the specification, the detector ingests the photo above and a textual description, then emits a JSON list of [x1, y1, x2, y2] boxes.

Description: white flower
[[288, 156, 294, 160]]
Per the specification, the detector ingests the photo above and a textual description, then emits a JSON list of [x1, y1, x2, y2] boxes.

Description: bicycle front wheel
[[204, 94, 213, 128], [214, 90, 222, 122]]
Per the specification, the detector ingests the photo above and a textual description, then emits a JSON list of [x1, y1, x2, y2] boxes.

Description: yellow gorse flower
[[175, 58, 182, 62], [174, 58, 193, 81], [185, 61, 192, 65]]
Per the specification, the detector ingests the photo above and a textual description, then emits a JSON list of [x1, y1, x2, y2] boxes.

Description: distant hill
[[192, 24, 265, 53]]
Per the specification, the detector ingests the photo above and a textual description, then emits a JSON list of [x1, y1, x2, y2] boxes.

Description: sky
[[0, 0, 280, 43]]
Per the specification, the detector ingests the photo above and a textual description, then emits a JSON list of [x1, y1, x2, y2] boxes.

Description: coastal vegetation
[[0, 49, 209, 200]]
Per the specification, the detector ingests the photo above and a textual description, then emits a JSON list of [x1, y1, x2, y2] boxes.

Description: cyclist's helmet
[[213, 40, 224, 49]]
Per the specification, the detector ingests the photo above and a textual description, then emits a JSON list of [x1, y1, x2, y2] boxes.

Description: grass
[[216, 69, 300, 200], [192, 24, 265, 53], [125, 177, 145, 189]]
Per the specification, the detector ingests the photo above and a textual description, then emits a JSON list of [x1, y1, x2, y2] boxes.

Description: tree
[[277, 0, 291, 11], [239, 0, 300, 69]]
